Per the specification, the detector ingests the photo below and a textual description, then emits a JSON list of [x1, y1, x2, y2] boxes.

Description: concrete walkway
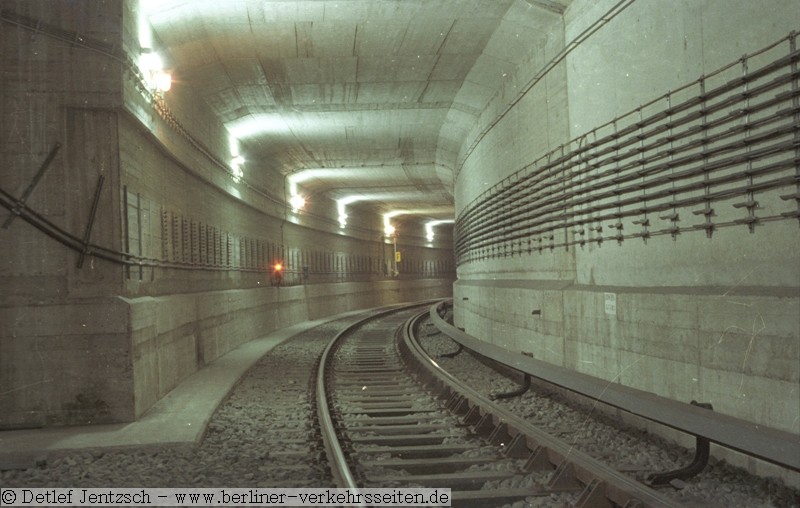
[[0, 308, 370, 466]]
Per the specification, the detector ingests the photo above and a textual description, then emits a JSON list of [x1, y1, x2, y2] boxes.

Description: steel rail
[[399, 309, 685, 508], [428, 301, 800, 473], [316, 330, 359, 491], [314, 302, 434, 493]]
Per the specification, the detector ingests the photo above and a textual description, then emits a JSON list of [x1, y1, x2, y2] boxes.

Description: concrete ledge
[[0, 279, 453, 429], [433, 301, 800, 472], [455, 278, 800, 297], [0, 306, 379, 460], [128, 279, 452, 419], [454, 279, 799, 428]]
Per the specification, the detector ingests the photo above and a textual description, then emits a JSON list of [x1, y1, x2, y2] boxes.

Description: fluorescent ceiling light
[[289, 194, 306, 211], [227, 114, 290, 139]]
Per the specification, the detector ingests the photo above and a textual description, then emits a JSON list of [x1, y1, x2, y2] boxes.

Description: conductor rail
[[430, 300, 800, 483]]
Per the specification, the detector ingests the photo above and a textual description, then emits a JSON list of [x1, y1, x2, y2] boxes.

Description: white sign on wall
[[604, 292, 617, 316]]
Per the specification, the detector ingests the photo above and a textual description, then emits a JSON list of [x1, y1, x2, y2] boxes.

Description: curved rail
[[318, 302, 688, 505], [429, 300, 800, 474], [400, 306, 684, 507], [315, 302, 434, 491], [316, 331, 359, 490]]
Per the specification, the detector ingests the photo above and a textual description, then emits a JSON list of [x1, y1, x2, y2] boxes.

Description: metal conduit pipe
[[0, 187, 385, 276], [459, 74, 793, 224], [456, 127, 793, 248], [461, 213, 797, 263], [457, 68, 798, 241], [456, 172, 798, 261], [457, 131, 796, 251], [456, 33, 798, 218], [462, 175, 798, 260], [457, 152, 797, 256], [457, 124, 797, 257], [458, 140, 797, 252], [456, 67, 799, 243]]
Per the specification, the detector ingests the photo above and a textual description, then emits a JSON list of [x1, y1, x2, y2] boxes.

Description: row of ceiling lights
[[138, 51, 452, 244]]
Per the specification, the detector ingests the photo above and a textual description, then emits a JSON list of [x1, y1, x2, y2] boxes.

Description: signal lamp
[[272, 262, 284, 287]]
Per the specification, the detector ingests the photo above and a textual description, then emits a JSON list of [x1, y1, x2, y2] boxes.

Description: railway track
[[317, 304, 684, 507], [4, 302, 791, 506]]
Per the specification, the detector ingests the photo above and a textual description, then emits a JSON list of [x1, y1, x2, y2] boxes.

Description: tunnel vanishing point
[[1, 0, 798, 483]]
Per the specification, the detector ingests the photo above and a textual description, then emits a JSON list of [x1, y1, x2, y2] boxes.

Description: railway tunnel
[[1, 0, 799, 496]]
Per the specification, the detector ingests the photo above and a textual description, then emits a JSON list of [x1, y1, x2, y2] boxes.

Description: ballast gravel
[[1, 322, 345, 488], [3, 309, 798, 508], [416, 315, 800, 508]]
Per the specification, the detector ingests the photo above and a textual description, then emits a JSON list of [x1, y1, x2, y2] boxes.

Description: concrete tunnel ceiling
[[140, 0, 571, 221]]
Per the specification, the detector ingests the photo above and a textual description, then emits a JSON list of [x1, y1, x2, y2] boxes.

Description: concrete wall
[[0, 0, 129, 427], [0, 0, 454, 428], [453, 0, 799, 479], [128, 279, 450, 418], [0, 298, 133, 426], [452, 1, 569, 211]]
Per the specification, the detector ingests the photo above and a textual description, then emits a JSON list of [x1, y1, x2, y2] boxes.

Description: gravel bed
[[334, 309, 542, 498], [417, 316, 800, 508], [1, 321, 351, 488], [335, 311, 490, 477], [5, 308, 796, 508]]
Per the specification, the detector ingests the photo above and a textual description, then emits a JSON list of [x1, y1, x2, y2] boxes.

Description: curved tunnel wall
[[453, 0, 799, 476], [0, 1, 454, 427]]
